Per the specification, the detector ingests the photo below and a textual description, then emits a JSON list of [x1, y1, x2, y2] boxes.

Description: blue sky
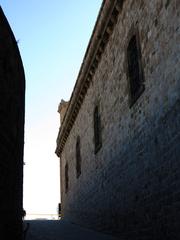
[[0, 1, 102, 217]]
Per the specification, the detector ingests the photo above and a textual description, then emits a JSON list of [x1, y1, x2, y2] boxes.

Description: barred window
[[127, 34, 144, 106], [94, 105, 102, 153], [76, 136, 81, 178], [65, 163, 69, 193]]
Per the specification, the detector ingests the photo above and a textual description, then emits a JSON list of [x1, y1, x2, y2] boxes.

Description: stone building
[[0, 7, 25, 240], [56, 0, 180, 239]]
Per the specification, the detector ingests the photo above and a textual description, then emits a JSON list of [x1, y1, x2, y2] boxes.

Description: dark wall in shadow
[[0, 7, 25, 240]]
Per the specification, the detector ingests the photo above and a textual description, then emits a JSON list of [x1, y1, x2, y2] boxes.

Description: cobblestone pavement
[[24, 220, 119, 240]]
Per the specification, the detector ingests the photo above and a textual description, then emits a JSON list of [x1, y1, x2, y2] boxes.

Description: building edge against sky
[[0, 1, 103, 221]]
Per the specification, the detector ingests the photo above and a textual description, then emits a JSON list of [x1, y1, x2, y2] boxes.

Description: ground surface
[[24, 220, 119, 240]]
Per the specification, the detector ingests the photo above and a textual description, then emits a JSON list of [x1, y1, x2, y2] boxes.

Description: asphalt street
[[24, 220, 119, 240]]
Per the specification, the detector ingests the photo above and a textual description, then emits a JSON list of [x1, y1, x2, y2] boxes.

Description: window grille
[[76, 136, 81, 178], [127, 34, 144, 105], [65, 163, 69, 193], [94, 105, 102, 153]]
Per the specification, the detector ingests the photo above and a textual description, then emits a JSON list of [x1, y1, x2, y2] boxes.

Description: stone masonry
[[56, 0, 180, 239], [0, 7, 25, 240]]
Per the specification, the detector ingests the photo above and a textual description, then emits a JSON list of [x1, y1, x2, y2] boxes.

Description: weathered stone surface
[[58, 100, 69, 124], [57, 0, 180, 239], [0, 7, 25, 240]]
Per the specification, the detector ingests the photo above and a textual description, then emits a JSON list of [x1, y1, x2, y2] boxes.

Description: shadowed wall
[[0, 7, 25, 240], [56, 1, 180, 239]]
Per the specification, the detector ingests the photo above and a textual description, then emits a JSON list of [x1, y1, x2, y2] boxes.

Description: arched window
[[94, 105, 102, 153], [127, 34, 144, 106], [76, 136, 81, 178], [65, 163, 69, 193]]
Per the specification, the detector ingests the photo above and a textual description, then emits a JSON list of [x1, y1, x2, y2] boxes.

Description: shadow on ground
[[24, 220, 119, 240]]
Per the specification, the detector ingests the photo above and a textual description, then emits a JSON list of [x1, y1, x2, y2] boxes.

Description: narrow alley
[[24, 220, 119, 240]]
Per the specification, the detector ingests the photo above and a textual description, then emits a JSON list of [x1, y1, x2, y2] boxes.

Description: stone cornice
[[56, 0, 123, 157]]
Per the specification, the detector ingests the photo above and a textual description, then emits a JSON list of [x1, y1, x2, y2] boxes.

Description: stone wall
[[0, 7, 25, 240], [59, 0, 180, 239], [58, 100, 69, 124]]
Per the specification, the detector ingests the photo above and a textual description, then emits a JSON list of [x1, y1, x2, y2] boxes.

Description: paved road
[[24, 220, 119, 240]]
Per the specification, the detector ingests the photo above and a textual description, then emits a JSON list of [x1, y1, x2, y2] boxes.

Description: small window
[[76, 136, 81, 178], [65, 163, 69, 193], [94, 105, 102, 153], [127, 34, 144, 106]]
